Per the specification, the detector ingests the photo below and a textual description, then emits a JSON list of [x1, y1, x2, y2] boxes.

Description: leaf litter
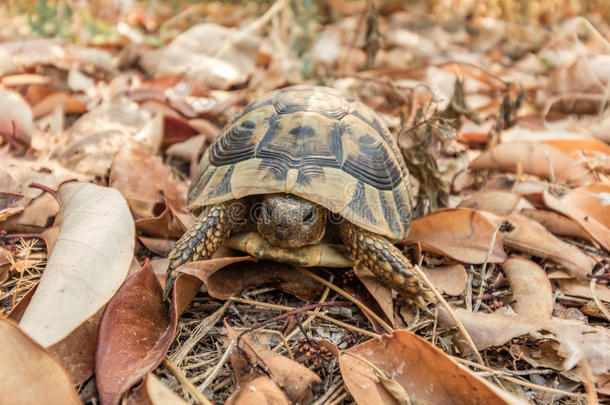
[[0, 1, 609, 404]]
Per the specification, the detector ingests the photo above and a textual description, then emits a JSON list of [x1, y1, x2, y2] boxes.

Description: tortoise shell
[[188, 85, 412, 240]]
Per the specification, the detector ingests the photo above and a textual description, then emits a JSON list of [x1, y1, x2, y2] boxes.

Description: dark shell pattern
[[188, 85, 412, 240]]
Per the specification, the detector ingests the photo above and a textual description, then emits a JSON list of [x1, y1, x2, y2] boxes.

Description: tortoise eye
[[264, 204, 273, 221], [303, 209, 315, 224]]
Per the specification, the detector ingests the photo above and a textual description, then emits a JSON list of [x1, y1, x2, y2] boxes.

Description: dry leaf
[[225, 376, 291, 405], [19, 182, 135, 347], [95, 260, 172, 405], [157, 23, 260, 89], [125, 372, 189, 405], [181, 258, 324, 302], [353, 264, 394, 328], [543, 183, 610, 251], [0, 319, 81, 405], [338, 330, 526, 404], [50, 96, 154, 177], [556, 279, 610, 302], [110, 140, 188, 220], [226, 322, 321, 404], [438, 307, 540, 351], [520, 208, 595, 244], [31, 91, 87, 118], [0, 88, 32, 147], [470, 141, 595, 186], [502, 257, 553, 320], [500, 214, 597, 279], [458, 191, 534, 216], [422, 264, 468, 297], [404, 208, 506, 264]]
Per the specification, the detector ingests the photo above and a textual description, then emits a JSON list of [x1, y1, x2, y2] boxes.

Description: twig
[[590, 266, 610, 322], [410, 263, 485, 365], [197, 340, 235, 393], [170, 300, 231, 365], [228, 297, 380, 338], [162, 357, 213, 405], [279, 277, 332, 349], [474, 225, 501, 312], [454, 357, 586, 399], [296, 267, 394, 334]]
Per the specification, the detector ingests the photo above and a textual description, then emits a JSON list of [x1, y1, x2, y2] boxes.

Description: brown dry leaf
[[513, 320, 610, 393], [226, 321, 321, 404], [0, 157, 91, 231], [543, 183, 610, 251], [31, 91, 87, 118], [183, 258, 324, 302], [46, 309, 103, 386], [438, 307, 540, 351], [138, 236, 175, 256], [18, 182, 135, 347], [95, 260, 173, 405], [470, 141, 595, 186], [110, 140, 188, 220], [557, 279, 610, 302], [161, 115, 200, 148], [422, 264, 468, 297], [353, 264, 394, 327], [542, 321, 610, 376], [404, 208, 506, 264], [135, 206, 186, 240], [458, 191, 534, 216], [338, 330, 526, 404], [125, 373, 189, 405], [542, 138, 610, 155], [225, 376, 291, 405], [0, 88, 32, 147], [0, 319, 81, 405], [0, 191, 23, 221], [520, 208, 595, 244], [50, 96, 155, 178], [502, 258, 553, 320], [500, 214, 597, 279], [157, 23, 260, 89]]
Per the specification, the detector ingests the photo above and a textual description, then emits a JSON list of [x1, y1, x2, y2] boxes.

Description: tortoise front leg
[[337, 221, 435, 309], [162, 203, 233, 301]]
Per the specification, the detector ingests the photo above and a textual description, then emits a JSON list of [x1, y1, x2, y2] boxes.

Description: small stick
[[229, 297, 379, 338], [162, 357, 213, 405], [454, 357, 586, 399], [296, 267, 394, 334], [197, 340, 235, 393]]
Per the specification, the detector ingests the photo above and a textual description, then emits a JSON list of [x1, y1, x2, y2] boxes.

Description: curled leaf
[[404, 208, 506, 264], [458, 191, 534, 216], [500, 214, 596, 279], [470, 141, 595, 186], [543, 183, 610, 251]]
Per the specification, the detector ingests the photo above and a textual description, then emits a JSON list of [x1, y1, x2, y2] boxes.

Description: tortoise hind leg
[[162, 203, 233, 301], [337, 221, 435, 309]]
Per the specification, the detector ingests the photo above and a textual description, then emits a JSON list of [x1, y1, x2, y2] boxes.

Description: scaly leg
[[162, 203, 233, 301], [338, 221, 435, 309]]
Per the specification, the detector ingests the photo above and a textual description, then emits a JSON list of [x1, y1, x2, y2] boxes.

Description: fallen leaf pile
[[1, 1, 609, 404]]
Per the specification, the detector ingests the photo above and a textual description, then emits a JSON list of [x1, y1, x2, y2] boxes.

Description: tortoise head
[[257, 194, 327, 249]]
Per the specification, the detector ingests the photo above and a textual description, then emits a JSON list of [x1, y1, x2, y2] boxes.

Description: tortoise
[[163, 85, 434, 308]]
